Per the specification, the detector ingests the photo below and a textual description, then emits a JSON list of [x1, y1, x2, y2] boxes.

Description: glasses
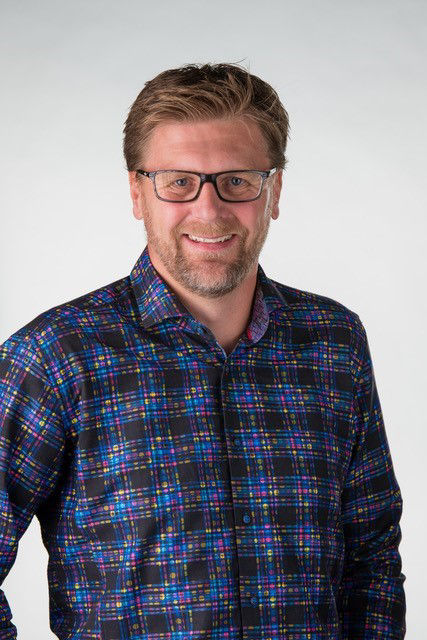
[[136, 168, 277, 203]]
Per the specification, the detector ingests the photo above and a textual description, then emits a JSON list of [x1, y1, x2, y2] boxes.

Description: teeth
[[187, 234, 233, 243]]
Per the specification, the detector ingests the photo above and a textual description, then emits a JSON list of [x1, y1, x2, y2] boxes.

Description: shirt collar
[[129, 245, 288, 344]]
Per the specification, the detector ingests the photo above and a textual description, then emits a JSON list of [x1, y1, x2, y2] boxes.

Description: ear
[[128, 171, 146, 221], [271, 169, 283, 221]]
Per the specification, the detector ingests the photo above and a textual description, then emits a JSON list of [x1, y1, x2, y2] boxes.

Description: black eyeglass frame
[[136, 167, 278, 203]]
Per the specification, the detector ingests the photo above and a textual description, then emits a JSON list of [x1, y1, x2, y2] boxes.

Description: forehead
[[142, 117, 271, 172]]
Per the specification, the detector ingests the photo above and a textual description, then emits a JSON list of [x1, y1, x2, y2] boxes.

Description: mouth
[[182, 233, 237, 249]]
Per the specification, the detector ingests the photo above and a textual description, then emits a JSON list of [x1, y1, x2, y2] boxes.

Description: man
[[0, 63, 406, 639]]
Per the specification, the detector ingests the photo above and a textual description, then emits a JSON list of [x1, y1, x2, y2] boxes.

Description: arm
[[337, 316, 406, 639], [0, 330, 66, 639]]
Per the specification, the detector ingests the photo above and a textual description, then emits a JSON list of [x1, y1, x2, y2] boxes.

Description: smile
[[183, 233, 237, 249], [187, 234, 233, 243]]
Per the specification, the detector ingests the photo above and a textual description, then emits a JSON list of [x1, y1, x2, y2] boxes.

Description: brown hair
[[123, 62, 290, 172]]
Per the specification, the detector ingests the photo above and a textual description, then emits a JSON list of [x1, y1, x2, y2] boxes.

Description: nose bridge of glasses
[[198, 173, 222, 199]]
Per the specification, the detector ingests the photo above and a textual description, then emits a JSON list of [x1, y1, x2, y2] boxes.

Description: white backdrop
[[1, 0, 425, 637]]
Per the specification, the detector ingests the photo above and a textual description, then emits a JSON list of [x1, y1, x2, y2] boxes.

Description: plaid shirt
[[0, 245, 406, 639]]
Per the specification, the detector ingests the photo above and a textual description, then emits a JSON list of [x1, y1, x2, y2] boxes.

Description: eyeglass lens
[[154, 171, 263, 201]]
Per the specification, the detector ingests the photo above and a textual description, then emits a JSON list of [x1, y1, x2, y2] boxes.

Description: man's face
[[128, 117, 282, 299]]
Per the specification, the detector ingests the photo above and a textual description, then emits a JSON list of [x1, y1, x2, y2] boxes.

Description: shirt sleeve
[[0, 330, 67, 639], [337, 315, 406, 638]]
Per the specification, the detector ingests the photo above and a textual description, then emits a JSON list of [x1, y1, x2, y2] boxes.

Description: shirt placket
[[185, 316, 269, 638]]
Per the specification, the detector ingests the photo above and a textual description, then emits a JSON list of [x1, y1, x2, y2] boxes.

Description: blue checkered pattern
[[0, 245, 406, 638]]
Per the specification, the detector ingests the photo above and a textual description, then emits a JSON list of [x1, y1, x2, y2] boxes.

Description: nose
[[193, 180, 227, 219]]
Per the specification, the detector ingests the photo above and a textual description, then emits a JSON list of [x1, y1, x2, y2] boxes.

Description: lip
[[182, 233, 237, 250]]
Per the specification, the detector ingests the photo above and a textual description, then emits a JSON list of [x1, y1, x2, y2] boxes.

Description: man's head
[[124, 63, 290, 299]]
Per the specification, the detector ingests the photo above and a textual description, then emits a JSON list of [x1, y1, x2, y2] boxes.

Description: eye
[[230, 176, 246, 186]]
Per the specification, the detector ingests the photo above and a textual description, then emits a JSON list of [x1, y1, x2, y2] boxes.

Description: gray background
[[1, 0, 425, 636]]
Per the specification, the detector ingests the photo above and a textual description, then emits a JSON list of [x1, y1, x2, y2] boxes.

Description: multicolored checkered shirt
[[0, 245, 406, 639]]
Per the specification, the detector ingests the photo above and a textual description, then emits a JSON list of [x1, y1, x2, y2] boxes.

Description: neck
[[148, 247, 258, 354]]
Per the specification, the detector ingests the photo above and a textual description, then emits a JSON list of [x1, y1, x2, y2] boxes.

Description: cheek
[[234, 203, 260, 228], [169, 208, 189, 232], [155, 207, 189, 238], [244, 205, 269, 234]]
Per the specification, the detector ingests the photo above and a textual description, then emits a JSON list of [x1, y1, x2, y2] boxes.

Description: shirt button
[[250, 596, 258, 606], [243, 513, 251, 524]]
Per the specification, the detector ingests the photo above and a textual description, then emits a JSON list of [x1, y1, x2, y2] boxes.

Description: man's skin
[[128, 117, 283, 355]]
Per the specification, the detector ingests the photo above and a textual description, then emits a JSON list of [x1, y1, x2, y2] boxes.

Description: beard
[[141, 195, 273, 299]]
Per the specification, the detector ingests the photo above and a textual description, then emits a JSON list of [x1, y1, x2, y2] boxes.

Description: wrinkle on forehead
[[141, 116, 270, 171]]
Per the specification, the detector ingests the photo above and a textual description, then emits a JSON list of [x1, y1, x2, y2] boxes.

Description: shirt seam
[[28, 332, 69, 437]]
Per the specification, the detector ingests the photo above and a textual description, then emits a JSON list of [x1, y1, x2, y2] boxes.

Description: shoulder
[[267, 278, 371, 384], [269, 277, 367, 343], [1, 274, 131, 367]]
